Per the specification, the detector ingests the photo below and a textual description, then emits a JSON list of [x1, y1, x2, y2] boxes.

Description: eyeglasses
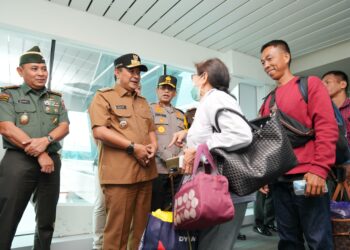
[[191, 73, 205, 80]]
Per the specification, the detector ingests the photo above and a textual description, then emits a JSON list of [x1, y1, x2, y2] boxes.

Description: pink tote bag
[[173, 144, 234, 230]]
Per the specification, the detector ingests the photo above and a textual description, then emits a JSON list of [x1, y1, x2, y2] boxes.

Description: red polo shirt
[[260, 76, 338, 179]]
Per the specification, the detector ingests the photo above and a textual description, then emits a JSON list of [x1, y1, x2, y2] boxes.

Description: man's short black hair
[[322, 70, 349, 93], [260, 40, 292, 66]]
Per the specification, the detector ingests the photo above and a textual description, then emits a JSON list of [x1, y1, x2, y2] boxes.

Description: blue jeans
[[271, 182, 333, 250]]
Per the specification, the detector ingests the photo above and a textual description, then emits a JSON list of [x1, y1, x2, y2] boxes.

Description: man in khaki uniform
[[0, 46, 70, 250], [92, 83, 142, 250], [150, 75, 187, 211], [88, 53, 157, 250]]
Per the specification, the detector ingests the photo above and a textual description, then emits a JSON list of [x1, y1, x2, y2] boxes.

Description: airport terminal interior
[[1, 0, 350, 249]]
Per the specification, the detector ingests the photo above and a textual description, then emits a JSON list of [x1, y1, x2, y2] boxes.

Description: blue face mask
[[191, 85, 201, 101]]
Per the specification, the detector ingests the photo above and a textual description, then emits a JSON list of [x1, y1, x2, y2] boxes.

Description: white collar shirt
[[187, 88, 252, 150]]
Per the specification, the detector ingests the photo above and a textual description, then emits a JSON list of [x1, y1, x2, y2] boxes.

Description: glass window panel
[[0, 26, 215, 239], [239, 83, 257, 120]]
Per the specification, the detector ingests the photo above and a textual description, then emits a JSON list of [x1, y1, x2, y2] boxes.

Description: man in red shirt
[[322, 71, 350, 145], [259, 40, 338, 249], [322, 70, 350, 183]]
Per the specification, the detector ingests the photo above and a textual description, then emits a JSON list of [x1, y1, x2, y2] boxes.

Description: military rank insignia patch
[[0, 93, 10, 102], [51, 116, 58, 125]]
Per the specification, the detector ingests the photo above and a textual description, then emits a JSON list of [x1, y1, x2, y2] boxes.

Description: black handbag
[[268, 90, 315, 148], [210, 108, 298, 196]]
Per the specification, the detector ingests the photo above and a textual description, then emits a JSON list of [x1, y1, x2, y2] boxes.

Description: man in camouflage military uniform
[[150, 75, 187, 211], [89, 53, 157, 250], [0, 46, 70, 250]]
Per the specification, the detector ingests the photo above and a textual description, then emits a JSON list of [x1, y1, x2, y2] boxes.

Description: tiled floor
[[234, 225, 279, 250]]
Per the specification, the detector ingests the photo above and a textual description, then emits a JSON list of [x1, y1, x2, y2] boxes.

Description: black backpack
[[297, 77, 350, 165]]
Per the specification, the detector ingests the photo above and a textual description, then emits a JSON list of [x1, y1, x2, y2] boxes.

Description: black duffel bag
[[210, 108, 298, 196]]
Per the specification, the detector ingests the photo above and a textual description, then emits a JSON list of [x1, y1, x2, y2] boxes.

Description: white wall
[[292, 40, 350, 74], [227, 50, 272, 85], [0, 136, 4, 159], [0, 0, 278, 164], [0, 0, 220, 71], [0, 0, 268, 86], [0, 0, 273, 161]]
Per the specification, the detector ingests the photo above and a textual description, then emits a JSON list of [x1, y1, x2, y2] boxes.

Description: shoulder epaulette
[[98, 87, 113, 93], [47, 90, 62, 97], [137, 94, 146, 99], [0, 85, 20, 90]]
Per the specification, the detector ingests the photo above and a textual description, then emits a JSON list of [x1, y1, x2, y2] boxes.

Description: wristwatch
[[126, 142, 135, 155], [47, 135, 54, 144]]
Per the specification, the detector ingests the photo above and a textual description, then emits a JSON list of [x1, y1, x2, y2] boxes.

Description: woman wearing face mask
[[169, 58, 254, 249]]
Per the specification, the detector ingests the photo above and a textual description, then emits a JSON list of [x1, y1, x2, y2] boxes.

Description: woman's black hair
[[195, 58, 230, 93]]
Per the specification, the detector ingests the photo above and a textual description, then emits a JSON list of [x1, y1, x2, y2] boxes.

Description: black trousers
[[151, 173, 182, 211], [0, 149, 61, 250], [254, 188, 275, 226]]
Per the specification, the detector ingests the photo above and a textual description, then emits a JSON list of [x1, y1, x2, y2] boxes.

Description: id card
[[165, 156, 179, 170]]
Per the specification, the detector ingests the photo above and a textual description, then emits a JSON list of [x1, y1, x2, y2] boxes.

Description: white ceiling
[[48, 0, 350, 59]]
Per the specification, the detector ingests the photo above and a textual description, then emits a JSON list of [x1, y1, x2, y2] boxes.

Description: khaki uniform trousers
[[102, 180, 152, 250]]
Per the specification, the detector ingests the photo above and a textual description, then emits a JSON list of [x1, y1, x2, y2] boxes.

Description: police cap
[[158, 75, 177, 89], [114, 53, 148, 72]]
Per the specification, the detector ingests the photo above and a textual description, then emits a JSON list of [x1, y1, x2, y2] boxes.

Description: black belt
[[276, 174, 304, 183]]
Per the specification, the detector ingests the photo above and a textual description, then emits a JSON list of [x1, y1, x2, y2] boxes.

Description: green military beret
[[19, 46, 46, 66]]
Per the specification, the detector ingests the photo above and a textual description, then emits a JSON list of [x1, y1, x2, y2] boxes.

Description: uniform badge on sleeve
[[0, 93, 10, 102], [51, 116, 58, 125]]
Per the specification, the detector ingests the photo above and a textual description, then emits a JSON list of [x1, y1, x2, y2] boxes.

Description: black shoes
[[266, 224, 278, 232], [253, 225, 273, 236], [237, 233, 246, 240]]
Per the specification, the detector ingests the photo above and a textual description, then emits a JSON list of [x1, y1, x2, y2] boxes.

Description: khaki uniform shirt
[[150, 103, 187, 174], [88, 84, 157, 184], [0, 83, 69, 153]]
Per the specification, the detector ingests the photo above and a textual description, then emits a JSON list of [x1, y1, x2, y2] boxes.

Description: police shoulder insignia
[[47, 90, 62, 96], [98, 87, 113, 92], [0, 93, 10, 102], [0, 85, 20, 90], [156, 105, 164, 114]]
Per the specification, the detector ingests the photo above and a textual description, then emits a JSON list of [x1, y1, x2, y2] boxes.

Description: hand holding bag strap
[[213, 108, 254, 134], [192, 144, 218, 174]]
